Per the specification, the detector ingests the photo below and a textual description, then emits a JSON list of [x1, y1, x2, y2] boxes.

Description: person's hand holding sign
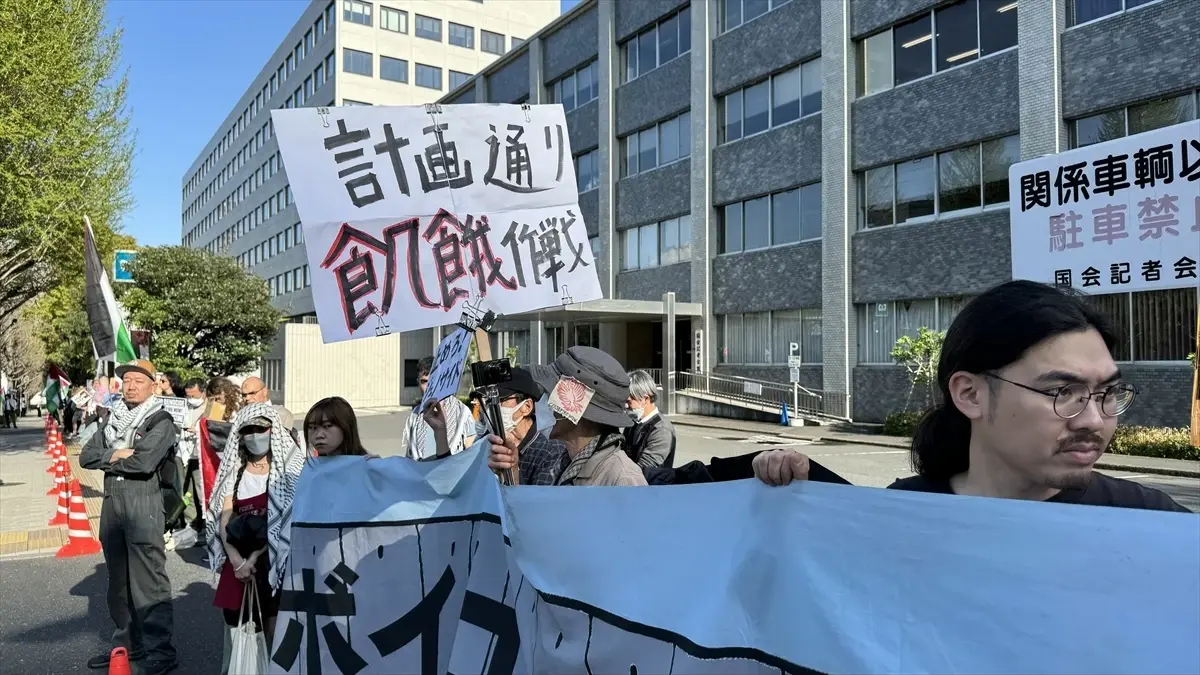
[[422, 399, 454, 459]]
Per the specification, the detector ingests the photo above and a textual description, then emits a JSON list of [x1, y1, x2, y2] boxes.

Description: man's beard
[[1046, 431, 1107, 489]]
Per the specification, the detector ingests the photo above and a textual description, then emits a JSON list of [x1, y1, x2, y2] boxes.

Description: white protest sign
[[272, 104, 603, 343], [1009, 120, 1200, 294], [418, 327, 473, 414], [547, 376, 594, 424], [272, 446, 1199, 675], [158, 396, 188, 427], [71, 390, 91, 408]]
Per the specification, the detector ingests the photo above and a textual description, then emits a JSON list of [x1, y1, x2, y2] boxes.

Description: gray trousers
[[99, 478, 176, 663]]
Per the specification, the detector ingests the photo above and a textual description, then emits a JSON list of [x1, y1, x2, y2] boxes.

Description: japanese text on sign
[[272, 104, 603, 343], [418, 328, 473, 414], [1009, 121, 1200, 295]]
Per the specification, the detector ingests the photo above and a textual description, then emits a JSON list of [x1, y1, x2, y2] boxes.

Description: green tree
[[121, 247, 282, 379], [0, 0, 134, 324], [891, 327, 945, 410]]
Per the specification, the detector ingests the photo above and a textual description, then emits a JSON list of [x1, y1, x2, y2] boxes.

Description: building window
[[722, 0, 792, 33], [304, 76, 313, 98], [1072, 92, 1197, 148], [343, 0, 371, 26], [415, 63, 442, 90], [659, 215, 691, 265], [1070, 0, 1158, 27], [575, 149, 599, 192], [1083, 289, 1197, 362], [620, 217, 690, 271], [720, 182, 821, 253], [547, 60, 597, 113], [325, 52, 335, 78], [859, 0, 1017, 96], [415, 14, 441, 41], [380, 6, 407, 33], [621, 6, 691, 83], [620, 110, 690, 178], [449, 70, 471, 90], [481, 29, 506, 55], [449, 22, 474, 48], [315, 62, 325, 88], [720, 59, 820, 143], [305, 29, 314, 54], [858, 134, 1018, 229], [855, 296, 980, 363], [316, 15, 325, 38], [381, 56, 408, 83], [343, 48, 372, 76], [511, 37, 525, 50]]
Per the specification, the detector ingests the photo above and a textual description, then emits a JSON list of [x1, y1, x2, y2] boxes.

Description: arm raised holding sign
[[423, 399, 454, 459]]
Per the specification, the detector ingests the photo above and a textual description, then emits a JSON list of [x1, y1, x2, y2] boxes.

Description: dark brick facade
[[543, 4, 599, 83], [712, 115, 823, 206], [616, 263, 692, 302], [616, 159, 691, 228], [713, 240, 822, 313], [486, 51, 529, 103], [712, 0, 820, 95]]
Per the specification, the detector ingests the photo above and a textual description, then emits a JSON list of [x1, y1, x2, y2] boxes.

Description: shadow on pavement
[[174, 542, 210, 570]]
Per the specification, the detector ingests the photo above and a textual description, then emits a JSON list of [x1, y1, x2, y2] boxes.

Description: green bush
[[1108, 426, 1199, 461], [882, 411, 923, 437]]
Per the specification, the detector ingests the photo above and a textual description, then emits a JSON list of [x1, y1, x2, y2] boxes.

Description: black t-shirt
[[888, 472, 1192, 512]]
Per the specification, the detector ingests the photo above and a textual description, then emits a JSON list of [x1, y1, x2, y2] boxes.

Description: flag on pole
[[45, 365, 69, 415], [83, 216, 136, 365]]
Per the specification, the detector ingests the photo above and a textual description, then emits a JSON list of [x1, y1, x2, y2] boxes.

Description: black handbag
[[225, 513, 268, 557]]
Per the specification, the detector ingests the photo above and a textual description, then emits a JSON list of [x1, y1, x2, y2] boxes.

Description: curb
[[670, 417, 1200, 479]]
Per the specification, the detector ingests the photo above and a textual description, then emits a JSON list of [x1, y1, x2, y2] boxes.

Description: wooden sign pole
[[1191, 310, 1199, 448]]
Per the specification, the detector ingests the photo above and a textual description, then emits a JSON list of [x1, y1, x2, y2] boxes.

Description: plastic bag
[[229, 578, 268, 675]]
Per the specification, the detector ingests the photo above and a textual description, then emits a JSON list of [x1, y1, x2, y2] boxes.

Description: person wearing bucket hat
[[490, 346, 647, 487]]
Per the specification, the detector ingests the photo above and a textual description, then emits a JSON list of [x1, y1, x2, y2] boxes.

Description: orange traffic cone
[[48, 475, 70, 526], [46, 456, 69, 496], [56, 480, 101, 557], [44, 429, 58, 456], [45, 442, 62, 474], [106, 647, 131, 675]]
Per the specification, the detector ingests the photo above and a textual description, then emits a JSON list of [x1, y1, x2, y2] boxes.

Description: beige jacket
[[556, 436, 648, 487]]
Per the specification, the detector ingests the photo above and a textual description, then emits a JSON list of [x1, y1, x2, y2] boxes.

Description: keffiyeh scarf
[[103, 396, 165, 449], [204, 402, 305, 591]]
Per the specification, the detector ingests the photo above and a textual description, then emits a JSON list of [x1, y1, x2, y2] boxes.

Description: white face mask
[[499, 401, 527, 434], [186, 397, 204, 409]]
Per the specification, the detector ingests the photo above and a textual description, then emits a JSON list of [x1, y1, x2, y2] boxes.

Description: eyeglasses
[[240, 388, 264, 399], [982, 372, 1137, 419]]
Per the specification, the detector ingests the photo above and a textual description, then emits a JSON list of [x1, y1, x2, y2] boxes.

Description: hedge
[[882, 412, 1199, 461]]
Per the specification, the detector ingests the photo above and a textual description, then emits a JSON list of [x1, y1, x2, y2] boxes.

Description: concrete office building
[[179, 0, 559, 410], [437, 0, 1199, 426]]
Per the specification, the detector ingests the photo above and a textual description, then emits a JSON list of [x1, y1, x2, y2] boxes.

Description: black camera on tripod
[[470, 358, 512, 389]]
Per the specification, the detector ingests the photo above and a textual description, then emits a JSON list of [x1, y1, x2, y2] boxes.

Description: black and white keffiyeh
[[103, 396, 165, 449], [204, 402, 305, 591]]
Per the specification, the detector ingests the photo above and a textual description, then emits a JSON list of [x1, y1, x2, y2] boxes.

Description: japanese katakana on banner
[[1008, 120, 1200, 294], [272, 104, 602, 343]]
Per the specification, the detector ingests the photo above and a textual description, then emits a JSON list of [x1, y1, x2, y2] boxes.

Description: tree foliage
[[121, 247, 282, 378], [0, 0, 134, 323], [891, 327, 945, 410]]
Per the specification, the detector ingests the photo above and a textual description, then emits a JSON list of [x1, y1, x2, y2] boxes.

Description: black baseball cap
[[529, 346, 632, 429], [495, 368, 540, 401]]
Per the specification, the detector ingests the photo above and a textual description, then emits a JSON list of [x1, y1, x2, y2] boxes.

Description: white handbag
[[229, 577, 269, 675]]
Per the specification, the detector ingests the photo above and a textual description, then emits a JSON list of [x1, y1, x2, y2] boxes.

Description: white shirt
[[237, 470, 268, 500], [402, 397, 475, 460]]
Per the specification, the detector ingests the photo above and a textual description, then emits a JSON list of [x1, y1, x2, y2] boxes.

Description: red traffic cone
[[46, 457, 69, 496], [45, 443, 62, 474], [48, 475, 70, 526], [44, 429, 57, 456], [107, 647, 131, 675], [56, 480, 101, 557]]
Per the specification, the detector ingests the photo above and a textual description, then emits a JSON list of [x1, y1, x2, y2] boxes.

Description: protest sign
[[272, 104, 603, 343], [418, 327, 473, 414], [158, 396, 188, 427], [271, 446, 1200, 675], [70, 390, 91, 408], [1009, 120, 1200, 294]]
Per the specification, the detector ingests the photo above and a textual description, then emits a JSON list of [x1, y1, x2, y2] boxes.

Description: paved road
[[2, 411, 1195, 674]]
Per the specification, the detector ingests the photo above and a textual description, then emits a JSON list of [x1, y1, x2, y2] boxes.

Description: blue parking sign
[[113, 250, 136, 283]]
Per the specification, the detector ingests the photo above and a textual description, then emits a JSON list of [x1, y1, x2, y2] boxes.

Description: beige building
[[180, 0, 559, 415]]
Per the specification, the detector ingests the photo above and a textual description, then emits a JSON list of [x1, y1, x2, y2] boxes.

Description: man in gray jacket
[[623, 369, 676, 469], [81, 359, 178, 674]]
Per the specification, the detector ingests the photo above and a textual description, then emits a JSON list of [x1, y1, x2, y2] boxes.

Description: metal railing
[[673, 370, 851, 422]]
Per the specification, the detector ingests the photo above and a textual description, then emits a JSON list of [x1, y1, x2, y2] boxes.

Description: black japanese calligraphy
[[1092, 153, 1130, 197], [1142, 259, 1162, 282], [372, 123, 411, 197], [1054, 269, 1073, 288], [423, 214, 471, 311], [273, 564, 360, 674], [1091, 204, 1128, 245], [1180, 138, 1200, 182], [325, 119, 383, 208], [416, 123, 474, 193], [1137, 194, 1180, 240], [1049, 211, 1084, 252], [484, 124, 550, 194], [1175, 256, 1197, 280], [322, 223, 406, 332], [1055, 162, 1090, 205], [1021, 171, 1051, 212], [1081, 266, 1101, 288], [1109, 262, 1131, 285], [1133, 143, 1174, 189]]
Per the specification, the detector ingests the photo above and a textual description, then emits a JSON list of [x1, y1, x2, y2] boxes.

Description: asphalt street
[[1, 411, 1195, 674]]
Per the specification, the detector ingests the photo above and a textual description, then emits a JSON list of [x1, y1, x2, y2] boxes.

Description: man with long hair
[[753, 281, 1188, 511]]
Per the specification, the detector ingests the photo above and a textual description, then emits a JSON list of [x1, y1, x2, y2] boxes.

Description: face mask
[[186, 397, 204, 409], [626, 406, 643, 423], [243, 431, 271, 457], [499, 401, 527, 434]]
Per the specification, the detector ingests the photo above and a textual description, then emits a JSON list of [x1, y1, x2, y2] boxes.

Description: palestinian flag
[[45, 366, 69, 415], [83, 217, 136, 364]]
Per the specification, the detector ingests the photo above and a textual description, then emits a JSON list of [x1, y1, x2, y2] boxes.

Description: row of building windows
[[620, 216, 693, 271], [575, 149, 599, 193], [620, 111, 691, 178], [342, 47, 462, 90], [717, 309, 823, 365], [856, 296, 970, 363], [237, 223, 305, 269], [267, 265, 312, 298], [721, 58, 821, 144], [720, 183, 822, 254], [185, 2, 335, 203], [721, 0, 793, 34], [200, 184, 293, 253], [1072, 91, 1199, 149], [342, 0, 519, 54], [859, 0, 1018, 98], [1070, 0, 1160, 27], [185, 147, 286, 247], [621, 6, 691, 84], [860, 135, 1019, 230], [547, 60, 598, 113]]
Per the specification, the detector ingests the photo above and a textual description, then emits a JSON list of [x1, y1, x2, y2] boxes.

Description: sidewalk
[[0, 417, 103, 558], [668, 414, 1200, 479]]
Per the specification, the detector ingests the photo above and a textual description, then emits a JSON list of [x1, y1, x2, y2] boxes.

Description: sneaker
[[87, 650, 144, 669], [163, 532, 176, 552]]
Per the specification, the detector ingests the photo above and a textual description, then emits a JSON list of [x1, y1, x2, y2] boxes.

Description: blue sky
[[112, 0, 581, 248]]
